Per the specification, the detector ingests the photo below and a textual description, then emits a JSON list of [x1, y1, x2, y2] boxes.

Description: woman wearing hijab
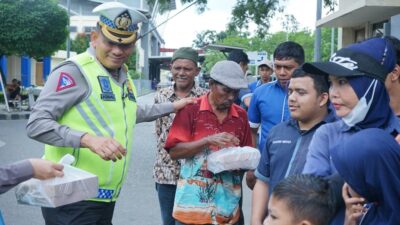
[[301, 36, 400, 177], [332, 128, 400, 225], [297, 37, 399, 225]]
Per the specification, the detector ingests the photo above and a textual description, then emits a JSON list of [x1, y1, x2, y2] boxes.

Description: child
[[332, 128, 400, 225], [263, 174, 336, 225]]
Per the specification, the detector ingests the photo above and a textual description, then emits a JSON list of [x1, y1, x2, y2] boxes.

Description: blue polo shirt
[[255, 110, 337, 193], [248, 80, 290, 152], [248, 80, 261, 93]]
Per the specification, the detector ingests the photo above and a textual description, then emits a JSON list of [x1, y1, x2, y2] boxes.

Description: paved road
[[0, 93, 252, 225]]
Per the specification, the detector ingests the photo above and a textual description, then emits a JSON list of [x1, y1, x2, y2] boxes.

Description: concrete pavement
[[0, 92, 252, 225]]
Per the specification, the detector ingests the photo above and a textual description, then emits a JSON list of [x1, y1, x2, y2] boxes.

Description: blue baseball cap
[[302, 37, 396, 83]]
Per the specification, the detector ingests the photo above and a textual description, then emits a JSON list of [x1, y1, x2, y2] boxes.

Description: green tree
[[147, 0, 337, 37], [0, 0, 68, 59], [324, 0, 338, 11], [228, 0, 282, 38], [125, 50, 137, 71], [71, 33, 90, 54], [321, 28, 338, 61], [193, 30, 228, 48], [202, 50, 226, 72], [199, 28, 338, 73], [146, 0, 207, 14]]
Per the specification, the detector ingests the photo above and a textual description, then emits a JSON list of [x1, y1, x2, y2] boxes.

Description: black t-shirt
[[9, 86, 20, 99]]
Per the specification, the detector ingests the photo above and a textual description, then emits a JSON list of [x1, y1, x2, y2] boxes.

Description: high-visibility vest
[[44, 52, 137, 202]]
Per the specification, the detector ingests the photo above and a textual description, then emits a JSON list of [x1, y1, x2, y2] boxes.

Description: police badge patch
[[56, 72, 76, 92], [114, 10, 132, 31], [98, 76, 116, 101]]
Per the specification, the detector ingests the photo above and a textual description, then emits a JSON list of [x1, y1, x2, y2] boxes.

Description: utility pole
[[331, 28, 335, 56], [314, 0, 322, 61], [66, 0, 71, 58]]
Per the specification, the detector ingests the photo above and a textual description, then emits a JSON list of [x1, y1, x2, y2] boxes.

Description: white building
[[2, 0, 164, 87], [317, 0, 400, 47]]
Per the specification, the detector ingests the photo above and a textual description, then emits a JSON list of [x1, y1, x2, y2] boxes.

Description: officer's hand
[[29, 159, 64, 180], [205, 132, 240, 148], [172, 97, 197, 112], [80, 133, 126, 161]]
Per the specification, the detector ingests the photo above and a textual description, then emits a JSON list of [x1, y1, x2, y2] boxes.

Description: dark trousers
[[42, 201, 116, 225], [156, 183, 177, 225]]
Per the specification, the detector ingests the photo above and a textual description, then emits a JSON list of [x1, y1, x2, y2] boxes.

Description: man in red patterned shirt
[[165, 60, 253, 225]]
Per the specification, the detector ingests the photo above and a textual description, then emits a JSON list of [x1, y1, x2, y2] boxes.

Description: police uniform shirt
[[27, 47, 174, 148]]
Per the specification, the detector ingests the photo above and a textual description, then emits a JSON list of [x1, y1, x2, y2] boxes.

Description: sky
[[154, 0, 318, 49]]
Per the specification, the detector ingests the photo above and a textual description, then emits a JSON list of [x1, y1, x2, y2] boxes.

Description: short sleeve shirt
[[164, 94, 253, 225], [153, 85, 208, 185], [247, 81, 290, 152], [256, 110, 336, 193]]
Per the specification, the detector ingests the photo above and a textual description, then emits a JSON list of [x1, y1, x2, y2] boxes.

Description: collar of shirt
[[289, 108, 337, 134], [163, 83, 204, 100], [272, 80, 289, 91], [198, 94, 239, 118]]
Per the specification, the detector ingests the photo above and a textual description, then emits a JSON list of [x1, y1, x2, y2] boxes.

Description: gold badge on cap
[[114, 11, 132, 31]]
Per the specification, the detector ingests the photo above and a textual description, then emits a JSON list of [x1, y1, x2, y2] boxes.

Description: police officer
[[26, 2, 192, 224]]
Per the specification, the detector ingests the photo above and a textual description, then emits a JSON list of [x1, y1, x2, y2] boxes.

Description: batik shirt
[[153, 84, 208, 184], [165, 94, 253, 224]]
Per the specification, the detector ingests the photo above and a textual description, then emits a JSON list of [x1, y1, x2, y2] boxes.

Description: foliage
[[129, 69, 142, 80], [71, 33, 90, 54], [147, 0, 337, 38], [323, 0, 338, 12], [202, 50, 226, 72], [320, 27, 338, 61], [193, 30, 227, 48], [125, 50, 137, 71], [228, 0, 282, 38], [0, 0, 68, 59], [199, 28, 338, 73], [146, 0, 207, 14]]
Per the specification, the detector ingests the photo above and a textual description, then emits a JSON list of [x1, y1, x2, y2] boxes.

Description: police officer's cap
[[92, 2, 147, 44]]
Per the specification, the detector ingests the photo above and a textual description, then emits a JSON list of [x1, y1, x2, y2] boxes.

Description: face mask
[[342, 80, 377, 127]]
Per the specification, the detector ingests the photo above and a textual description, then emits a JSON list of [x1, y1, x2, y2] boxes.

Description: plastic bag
[[207, 146, 261, 174], [15, 154, 98, 208]]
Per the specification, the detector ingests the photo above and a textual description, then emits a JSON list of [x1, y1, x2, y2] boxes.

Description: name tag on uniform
[[98, 76, 116, 101]]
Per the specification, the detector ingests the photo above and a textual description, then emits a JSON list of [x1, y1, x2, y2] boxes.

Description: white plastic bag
[[207, 146, 261, 174], [15, 154, 98, 208]]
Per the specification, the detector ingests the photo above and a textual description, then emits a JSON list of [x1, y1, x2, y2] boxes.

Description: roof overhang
[[88, 0, 150, 17], [149, 55, 206, 70], [317, 0, 400, 28], [204, 44, 245, 53]]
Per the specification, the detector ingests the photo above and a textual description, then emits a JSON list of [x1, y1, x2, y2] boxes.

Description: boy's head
[[264, 175, 336, 225], [288, 67, 330, 124], [228, 50, 249, 74]]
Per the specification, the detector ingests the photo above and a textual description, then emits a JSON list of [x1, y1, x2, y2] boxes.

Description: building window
[[84, 26, 95, 33], [355, 28, 365, 43], [372, 21, 387, 37], [69, 26, 77, 32]]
